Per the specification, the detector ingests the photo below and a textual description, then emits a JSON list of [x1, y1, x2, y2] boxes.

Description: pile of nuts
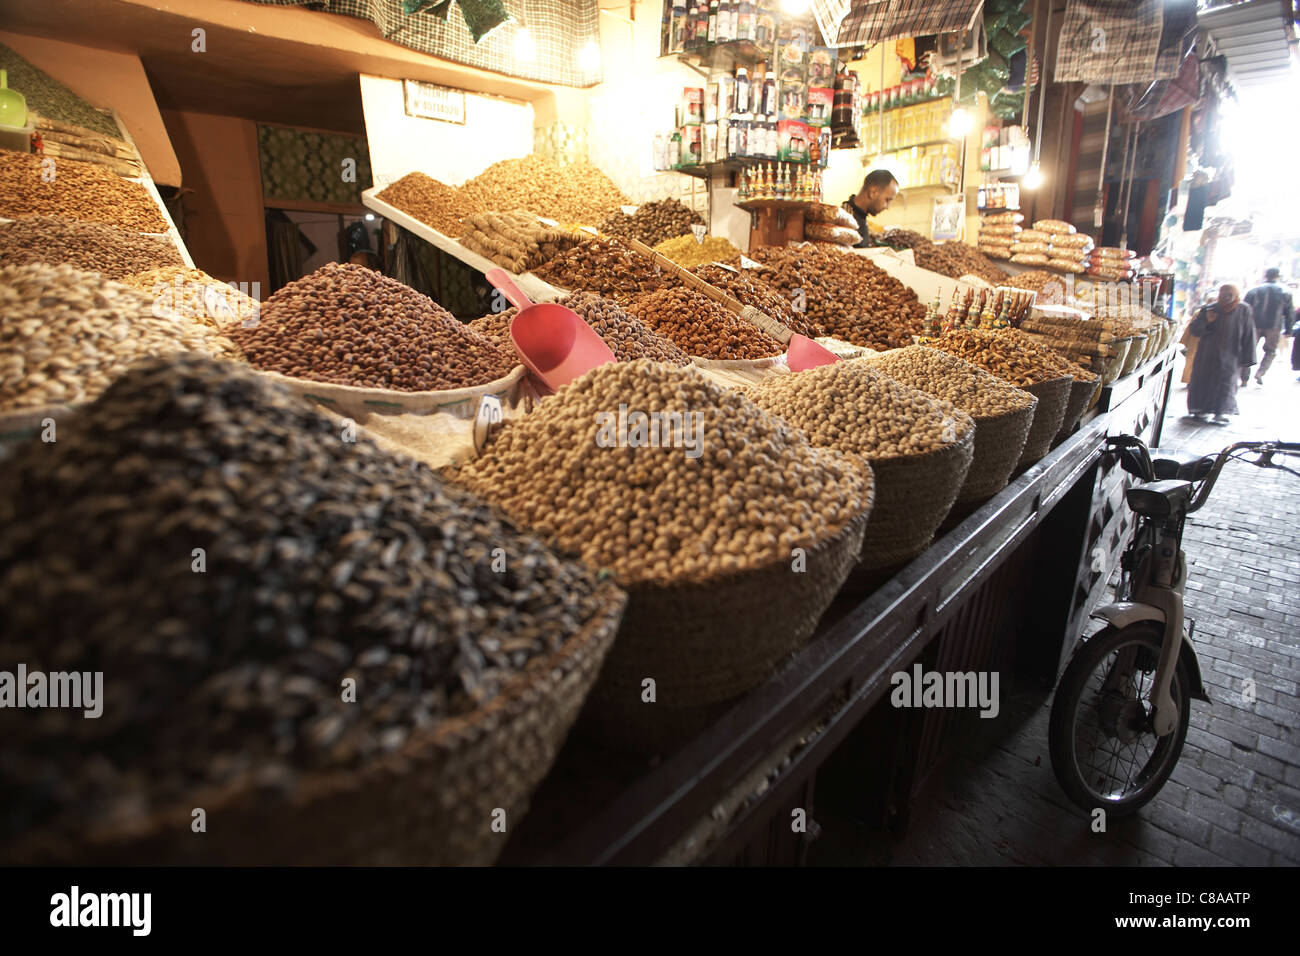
[[693, 263, 819, 338], [470, 292, 689, 366], [598, 199, 703, 247], [459, 155, 630, 225], [376, 172, 480, 237], [0, 355, 607, 842], [120, 266, 261, 330], [457, 209, 580, 273], [881, 228, 930, 252], [929, 328, 1087, 387], [864, 346, 1037, 420], [0, 263, 239, 413], [627, 287, 785, 360], [654, 233, 741, 270], [748, 245, 925, 349], [233, 262, 515, 392], [0, 152, 169, 233], [450, 360, 871, 585], [0, 216, 183, 278], [913, 241, 1009, 287], [744, 359, 974, 462], [533, 236, 674, 305]]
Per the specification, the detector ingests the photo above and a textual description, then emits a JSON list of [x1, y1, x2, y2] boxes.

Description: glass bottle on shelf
[[671, 1, 687, 53], [708, 1, 719, 45]]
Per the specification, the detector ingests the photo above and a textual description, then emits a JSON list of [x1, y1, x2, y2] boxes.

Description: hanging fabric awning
[[1054, 0, 1165, 85], [240, 0, 602, 88], [822, 0, 985, 48]]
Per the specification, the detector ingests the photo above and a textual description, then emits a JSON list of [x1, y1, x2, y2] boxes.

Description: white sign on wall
[[402, 79, 467, 125], [932, 194, 965, 242], [362, 74, 533, 189]]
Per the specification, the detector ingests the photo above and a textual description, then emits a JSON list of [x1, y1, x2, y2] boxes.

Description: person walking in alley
[[1186, 284, 1256, 423], [1242, 268, 1293, 385]]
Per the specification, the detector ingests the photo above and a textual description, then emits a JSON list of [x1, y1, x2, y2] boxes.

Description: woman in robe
[[1185, 284, 1256, 423]]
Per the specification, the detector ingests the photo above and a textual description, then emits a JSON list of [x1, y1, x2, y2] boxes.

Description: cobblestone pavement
[[815, 363, 1300, 866]]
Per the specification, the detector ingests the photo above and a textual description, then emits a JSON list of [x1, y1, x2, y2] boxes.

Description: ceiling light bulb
[[578, 39, 600, 71], [948, 107, 973, 138], [1022, 162, 1043, 190], [515, 26, 536, 62]]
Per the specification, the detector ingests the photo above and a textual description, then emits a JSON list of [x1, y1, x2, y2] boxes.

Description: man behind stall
[[843, 169, 900, 248]]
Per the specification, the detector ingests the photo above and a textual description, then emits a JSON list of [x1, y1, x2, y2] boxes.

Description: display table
[[501, 349, 1176, 865]]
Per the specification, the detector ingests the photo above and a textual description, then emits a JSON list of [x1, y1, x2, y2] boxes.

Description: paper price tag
[[578, 225, 600, 236], [536, 216, 560, 227], [739, 256, 762, 270], [472, 395, 504, 455], [691, 224, 707, 244], [620, 205, 639, 216]]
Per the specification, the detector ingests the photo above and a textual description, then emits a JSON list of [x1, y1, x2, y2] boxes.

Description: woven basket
[[1095, 338, 1129, 384], [1055, 374, 1101, 442], [859, 429, 975, 572], [1017, 375, 1073, 467], [579, 509, 870, 754], [1120, 333, 1147, 375], [2, 581, 628, 866], [957, 401, 1036, 506]]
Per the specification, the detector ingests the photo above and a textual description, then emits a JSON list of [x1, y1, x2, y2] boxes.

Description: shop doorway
[[264, 208, 385, 294]]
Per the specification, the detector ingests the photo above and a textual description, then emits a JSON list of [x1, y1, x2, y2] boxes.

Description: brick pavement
[[814, 364, 1300, 866]]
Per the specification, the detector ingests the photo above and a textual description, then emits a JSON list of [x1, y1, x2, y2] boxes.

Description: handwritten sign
[[403, 80, 467, 125]]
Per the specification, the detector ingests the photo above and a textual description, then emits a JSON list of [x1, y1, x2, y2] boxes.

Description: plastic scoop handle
[[484, 268, 534, 311]]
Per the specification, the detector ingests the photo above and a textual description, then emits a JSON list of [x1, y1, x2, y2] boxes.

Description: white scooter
[[1049, 435, 1299, 815]]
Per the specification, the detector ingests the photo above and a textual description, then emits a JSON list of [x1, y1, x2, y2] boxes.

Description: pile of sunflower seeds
[[0, 355, 607, 844]]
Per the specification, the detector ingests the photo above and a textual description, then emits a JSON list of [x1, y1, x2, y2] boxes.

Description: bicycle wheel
[[1048, 622, 1192, 816]]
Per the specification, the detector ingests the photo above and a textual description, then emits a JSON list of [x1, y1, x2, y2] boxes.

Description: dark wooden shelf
[[735, 199, 812, 212]]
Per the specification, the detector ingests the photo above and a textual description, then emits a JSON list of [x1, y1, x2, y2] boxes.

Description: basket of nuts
[[747, 244, 926, 350], [1, 216, 184, 278], [745, 359, 976, 579], [0, 263, 240, 421], [864, 346, 1038, 507], [232, 263, 518, 394], [1055, 366, 1103, 442], [928, 328, 1082, 468], [469, 291, 691, 367], [627, 286, 787, 361], [0, 356, 627, 865], [450, 360, 873, 754]]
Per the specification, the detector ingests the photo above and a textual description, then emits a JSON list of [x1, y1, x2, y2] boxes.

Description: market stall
[[0, 0, 1193, 867]]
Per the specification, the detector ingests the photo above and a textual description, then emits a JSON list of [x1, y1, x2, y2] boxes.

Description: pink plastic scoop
[[786, 333, 840, 371], [484, 268, 615, 395]]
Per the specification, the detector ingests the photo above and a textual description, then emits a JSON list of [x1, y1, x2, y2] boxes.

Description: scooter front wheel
[[1048, 622, 1192, 816]]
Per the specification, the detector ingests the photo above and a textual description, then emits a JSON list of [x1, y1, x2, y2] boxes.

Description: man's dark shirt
[[1243, 281, 1294, 332], [841, 195, 874, 248]]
